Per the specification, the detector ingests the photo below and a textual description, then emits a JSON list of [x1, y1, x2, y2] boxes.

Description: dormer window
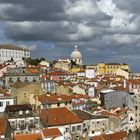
[[0, 102, 3, 107], [19, 111, 23, 115], [57, 103, 60, 107], [17, 77, 21, 82], [9, 78, 13, 83], [26, 110, 29, 114], [25, 77, 28, 82], [33, 77, 36, 82]]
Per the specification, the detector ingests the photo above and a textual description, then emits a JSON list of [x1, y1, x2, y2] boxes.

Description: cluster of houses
[[0, 45, 140, 140]]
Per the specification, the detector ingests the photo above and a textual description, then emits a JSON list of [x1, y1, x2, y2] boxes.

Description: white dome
[[71, 50, 82, 59], [70, 46, 82, 59]]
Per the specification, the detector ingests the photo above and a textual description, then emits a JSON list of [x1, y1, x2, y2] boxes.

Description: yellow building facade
[[97, 62, 130, 75]]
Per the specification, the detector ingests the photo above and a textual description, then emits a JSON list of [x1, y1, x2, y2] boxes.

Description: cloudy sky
[[0, 0, 140, 71]]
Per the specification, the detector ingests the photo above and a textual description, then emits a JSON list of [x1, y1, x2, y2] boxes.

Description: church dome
[[70, 46, 82, 59]]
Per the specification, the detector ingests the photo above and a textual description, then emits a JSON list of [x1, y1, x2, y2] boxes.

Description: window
[[33, 77, 36, 82], [77, 125, 81, 131], [26, 110, 29, 114], [20, 120, 24, 124], [57, 103, 60, 107], [65, 128, 69, 133], [17, 77, 21, 82], [6, 101, 10, 105], [0, 102, 3, 107], [25, 77, 28, 82], [130, 117, 133, 121], [72, 126, 75, 132], [29, 119, 34, 127], [34, 118, 39, 124], [19, 111, 23, 115], [9, 78, 13, 83], [48, 104, 51, 108], [83, 123, 86, 127], [65, 102, 67, 106], [12, 121, 15, 124], [30, 119, 34, 123]]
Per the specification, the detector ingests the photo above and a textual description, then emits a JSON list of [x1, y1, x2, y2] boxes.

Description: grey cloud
[[0, 0, 67, 21], [0, 0, 140, 70]]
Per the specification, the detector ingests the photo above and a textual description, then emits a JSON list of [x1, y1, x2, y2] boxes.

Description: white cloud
[[19, 44, 37, 51], [102, 34, 140, 45], [97, 0, 134, 27], [66, 0, 99, 19]]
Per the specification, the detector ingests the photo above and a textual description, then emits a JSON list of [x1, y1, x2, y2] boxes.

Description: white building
[[116, 68, 129, 79], [0, 45, 30, 64], [85, 68, 95, 79], [40, 107, 83, 140], [0, 96, 15, 113], [128, 79, 140, 94], [72, 110, 109, 137]]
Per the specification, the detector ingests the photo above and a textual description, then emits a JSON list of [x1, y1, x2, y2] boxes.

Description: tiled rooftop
[[40, 107, 82, 127]]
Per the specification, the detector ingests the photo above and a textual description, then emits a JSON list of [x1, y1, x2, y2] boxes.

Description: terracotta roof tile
[[6, 104, 32, 112], [112, 86, 128, 91], [40, 107, 82, 127], [38, 94, 90, 104], [128, 79, 140, 85], [46, 71, 69, 75], [91, 135, 105, 140], [26, 67, 39, 74], [43, 128, 62, 138], [103, 131, 127, 140], [0, 117, 7, 136], [14, 133, 42, 140], [91, 131, 128, 140], [38, 94, 72, 104]]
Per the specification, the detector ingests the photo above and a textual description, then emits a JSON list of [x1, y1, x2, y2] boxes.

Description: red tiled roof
[[70, 94, 90, 99], [46, 71, 69, 75], [38, 94, 72, 104], [88, 78, 99, 82], [26, 67, 39, 74], [128, 79, 140, 85], [103, 131, 127, 140], [43, 128, 62, 138], [38, 94, 90, 104], [40, 107, 82, 127], [0, 117, 7, 136], [6, 104, 32, 112], [91, 135, 104, 140], [112, 86, 128, 91], [14, 133, 42, 140], [91, 131, 128, 140]]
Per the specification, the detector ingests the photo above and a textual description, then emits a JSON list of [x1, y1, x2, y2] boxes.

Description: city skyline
[[0, 0, 140, 71]]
